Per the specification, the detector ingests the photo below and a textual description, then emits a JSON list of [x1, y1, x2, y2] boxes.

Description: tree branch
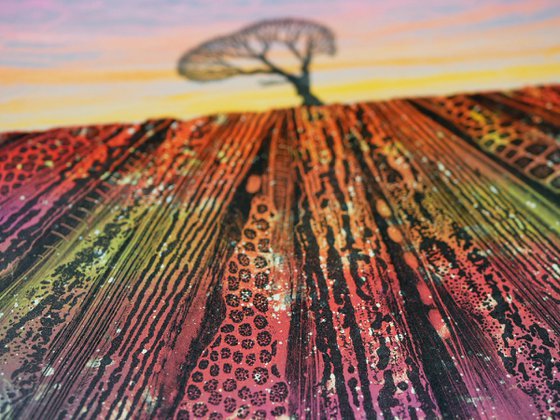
[[285, 41, 303, 61], [238, 68, 274, 76], [257, 53, 296, 81], [177, 18, 335, 83]]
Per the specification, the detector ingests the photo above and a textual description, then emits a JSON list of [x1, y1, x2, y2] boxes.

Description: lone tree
[[177, 18, 336, 106]]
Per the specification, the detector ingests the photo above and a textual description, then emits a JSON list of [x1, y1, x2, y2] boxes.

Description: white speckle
[[525, 201, 537, 209], [43, 366, 55, 376]]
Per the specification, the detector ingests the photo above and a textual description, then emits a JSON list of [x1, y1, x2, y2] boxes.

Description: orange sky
[[1, 0, 559, 131]]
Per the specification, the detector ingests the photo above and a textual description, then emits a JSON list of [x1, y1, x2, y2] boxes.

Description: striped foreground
[[0, 85, 559, 419]]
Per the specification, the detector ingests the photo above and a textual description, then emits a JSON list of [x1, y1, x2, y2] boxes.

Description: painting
[[0, 1, 559, 418]]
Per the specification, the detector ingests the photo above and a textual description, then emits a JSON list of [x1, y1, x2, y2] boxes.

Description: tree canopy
[[177, 18, 336, 105]]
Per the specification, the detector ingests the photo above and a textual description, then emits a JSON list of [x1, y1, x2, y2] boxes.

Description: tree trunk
[[289, 74, 323, 106]]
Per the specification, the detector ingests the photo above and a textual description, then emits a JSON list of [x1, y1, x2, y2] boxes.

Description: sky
[[0, 0, 559, 130]]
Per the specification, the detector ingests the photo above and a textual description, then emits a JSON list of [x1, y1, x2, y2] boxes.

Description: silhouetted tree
[[177, 18, 336, 106]]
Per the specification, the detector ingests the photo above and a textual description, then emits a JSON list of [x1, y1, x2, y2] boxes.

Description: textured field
[[0, 85, 559, 419]]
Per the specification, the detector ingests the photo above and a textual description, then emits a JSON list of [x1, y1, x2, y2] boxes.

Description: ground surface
[[0, 85, 559, 419]]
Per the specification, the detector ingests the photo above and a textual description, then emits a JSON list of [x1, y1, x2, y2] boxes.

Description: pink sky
[[2, 0, 558, 69], [1, 0, 559, 130]]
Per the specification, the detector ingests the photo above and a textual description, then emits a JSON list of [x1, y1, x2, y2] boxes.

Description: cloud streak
[[0, 0, 559, 129]]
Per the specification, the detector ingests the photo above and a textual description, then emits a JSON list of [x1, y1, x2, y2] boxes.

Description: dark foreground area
[[0, 85, 559, 419]]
